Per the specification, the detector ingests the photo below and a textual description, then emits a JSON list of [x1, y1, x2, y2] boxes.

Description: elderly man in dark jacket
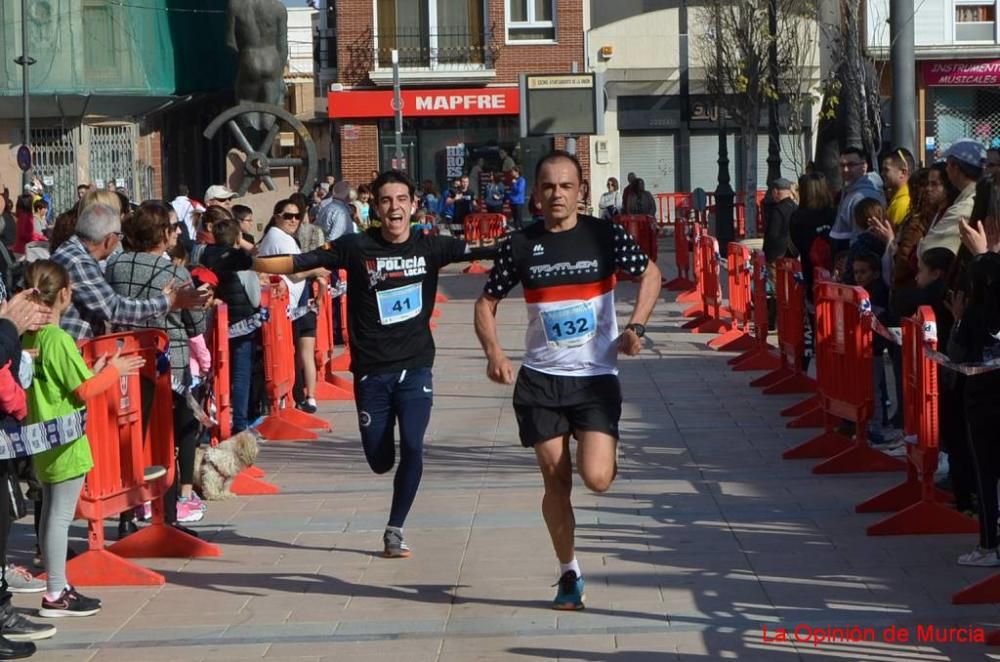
[[762, 178, 799, 262]]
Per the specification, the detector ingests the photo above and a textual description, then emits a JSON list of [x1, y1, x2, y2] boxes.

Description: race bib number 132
[[541, 302, 597, 348], [376, 282, 423, 325]]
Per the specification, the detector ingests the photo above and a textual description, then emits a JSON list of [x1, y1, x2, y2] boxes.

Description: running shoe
[[4, 566, 44, 594], [958, 546, 1000, 567], [0, 606, 55, 641], [186, 493, 209, 512], [176, 499, 204, 524], [382, 529, 412, 558], [297, 399, 318, 414], [38, 587, 101, 618], [552, 571, 585, 610]]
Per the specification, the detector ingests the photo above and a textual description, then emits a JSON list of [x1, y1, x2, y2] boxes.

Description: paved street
[[15, 256, 1000, 662]]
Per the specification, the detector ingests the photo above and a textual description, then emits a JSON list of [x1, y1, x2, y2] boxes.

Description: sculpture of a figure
[[226, 0, 289, 135]]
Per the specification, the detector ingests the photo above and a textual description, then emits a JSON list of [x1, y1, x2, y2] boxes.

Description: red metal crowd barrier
[[782, 282, 905, 474], [463, 213, 506, 274], [256, 279, 331, 442], [708, 243, 754, 352], [329, 270, 351, 372], [664, 216, 694, 291], [205, 305, 277, 496], [313, 278, 354, 401], [678, 223, 705, 314], [683, 235, 729, 334], [856, 306, 975, 535], [729, 250, 781, 372], [616, 215, 659, 283], [68, 330, 219, 587], [655, 192, 692, 228], [751, 258, 817, 399]]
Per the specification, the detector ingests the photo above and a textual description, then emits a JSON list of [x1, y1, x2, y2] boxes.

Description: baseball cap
[[943, 139, 987, 169], [771, 177, 793, 191], [204, 184, 237, 202], [189, 266, 219, 289]]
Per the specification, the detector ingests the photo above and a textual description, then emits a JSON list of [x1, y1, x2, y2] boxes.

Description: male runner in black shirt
[[254, 170, 494, 558], [474, 151, 662, 609]]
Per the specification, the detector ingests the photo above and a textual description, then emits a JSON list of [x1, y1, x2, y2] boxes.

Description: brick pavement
[[15, 256, 1000, 662]]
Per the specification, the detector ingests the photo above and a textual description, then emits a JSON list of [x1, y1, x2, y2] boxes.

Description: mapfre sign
[[328, 88, 520, 119]]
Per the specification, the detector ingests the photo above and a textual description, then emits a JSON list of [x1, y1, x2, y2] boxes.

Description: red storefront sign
[[923, 60, 1000, 86], [328, 88, 520, 119]]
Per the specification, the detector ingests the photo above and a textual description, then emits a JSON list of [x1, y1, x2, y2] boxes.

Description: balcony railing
[[376, 26, 498, 70]]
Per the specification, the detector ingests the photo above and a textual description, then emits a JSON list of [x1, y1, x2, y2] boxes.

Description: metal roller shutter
[[755, 133, 803, 189], [689, 133, 736, 192], [620, 133, 676, 195]]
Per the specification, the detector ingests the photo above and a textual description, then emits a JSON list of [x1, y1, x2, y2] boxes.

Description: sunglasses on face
[[280, 212, 299, 221]]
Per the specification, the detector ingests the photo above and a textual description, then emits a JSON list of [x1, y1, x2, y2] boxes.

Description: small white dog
[[194, 430, 261, 500]]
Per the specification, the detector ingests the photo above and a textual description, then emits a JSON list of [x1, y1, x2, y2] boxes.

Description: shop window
[[506, 0, 556, 42], [955, 2, 997, 41]]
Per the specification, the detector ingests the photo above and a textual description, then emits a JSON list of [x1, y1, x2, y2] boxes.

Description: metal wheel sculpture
[[203, 102, 318, 196]]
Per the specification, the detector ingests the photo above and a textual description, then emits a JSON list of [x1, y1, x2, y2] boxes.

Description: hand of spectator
[[167, 281, 212, 311], [486, 352, 515, 385], [0, 290, 50, 335], [960, 218, 989, 256], [869, 216, 894, 244], [92, 351, 110, 374], [109, 348, 145, 376], [618, 328, 643, 356], [945, 289, 966, 321]]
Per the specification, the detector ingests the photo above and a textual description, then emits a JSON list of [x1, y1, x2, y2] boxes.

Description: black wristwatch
[[625, 323, 646, 338]]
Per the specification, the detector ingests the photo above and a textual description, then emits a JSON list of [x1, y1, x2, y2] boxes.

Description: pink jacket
[[0, 362, 27, 420], [188, 335, 211, 380]]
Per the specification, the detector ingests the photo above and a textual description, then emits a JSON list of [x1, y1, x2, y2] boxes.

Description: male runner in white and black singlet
[[474, 151, 662, 610], [254, 170, 495, 558]]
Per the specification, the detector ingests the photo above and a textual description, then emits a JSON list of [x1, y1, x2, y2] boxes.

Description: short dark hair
[[125, 201, 172, 252], [853, 197, 885, 229], [372, 170, 416, 200], [841, 146, 869, 163], [534, 150, 583, 184], [212, 217, 240, 247], [77, 184, 88, 192], [883, 147, 915, 173], [231, 204, 253, 223], [32, 199, 48, 212], [854, 251, 881, 273], [920, 247, 955, 274]]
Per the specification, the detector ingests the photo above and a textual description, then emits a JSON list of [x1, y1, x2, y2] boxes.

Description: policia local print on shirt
[[483, 216, 650, 377], [289, 228, 494, 376]]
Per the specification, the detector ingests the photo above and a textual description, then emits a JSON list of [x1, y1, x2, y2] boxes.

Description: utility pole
[[391, 49, 404, 171], [15, 0, 36, 187], [765, 0, 782, 186], [890, 0, 915, 156], [713, 6, 735, 248]]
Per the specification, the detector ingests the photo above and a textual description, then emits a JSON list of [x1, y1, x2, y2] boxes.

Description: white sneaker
[[958, 546, 1000, 567]]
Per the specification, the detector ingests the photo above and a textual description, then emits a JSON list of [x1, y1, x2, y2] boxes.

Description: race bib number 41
[[376, 282, 423, 325], [541, 302, 597, 348]]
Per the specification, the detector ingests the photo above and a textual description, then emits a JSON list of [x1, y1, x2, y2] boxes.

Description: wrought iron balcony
[[347, 26, 499, 85]]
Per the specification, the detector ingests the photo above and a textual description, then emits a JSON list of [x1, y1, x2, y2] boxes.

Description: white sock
[[44, 590, 62, 602], [559, 558, 581, 579]]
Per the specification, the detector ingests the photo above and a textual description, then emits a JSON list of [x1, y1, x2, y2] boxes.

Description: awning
[[0, 94, 186, 120]]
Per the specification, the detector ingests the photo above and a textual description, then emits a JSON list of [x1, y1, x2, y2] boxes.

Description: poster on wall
[[446, 143, 466, 178]]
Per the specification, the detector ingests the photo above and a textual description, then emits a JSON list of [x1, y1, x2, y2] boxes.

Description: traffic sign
[[16, 145, 31, 172]]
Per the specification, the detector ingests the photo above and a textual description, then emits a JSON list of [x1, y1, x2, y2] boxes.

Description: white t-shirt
[[257, 226, 305, 312]]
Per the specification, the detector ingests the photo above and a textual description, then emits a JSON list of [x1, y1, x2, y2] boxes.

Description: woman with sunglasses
[[258, 199, 330, 413]]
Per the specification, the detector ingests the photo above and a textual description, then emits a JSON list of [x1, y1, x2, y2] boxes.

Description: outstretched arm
[[474, 294, 515, 385], [254, 243, 343, 275]]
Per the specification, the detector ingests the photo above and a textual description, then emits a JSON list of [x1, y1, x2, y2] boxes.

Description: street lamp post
[[15, 0, 36, 187], [713, 7, 735, 249], [890, 0, 915, 157], [765, 0, 782, 186], [391, 49, 404, 171]]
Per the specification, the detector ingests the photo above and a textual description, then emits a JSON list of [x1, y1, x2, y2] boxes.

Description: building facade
[[585, 2, 822, 199], [867, 0, 1000, 162], [322, 0, 588, 192], [0, 0, 234, 211]]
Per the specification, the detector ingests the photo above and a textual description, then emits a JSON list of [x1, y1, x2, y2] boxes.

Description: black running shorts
[[512, 367, 622, 448], [293, 310, 318, 338]]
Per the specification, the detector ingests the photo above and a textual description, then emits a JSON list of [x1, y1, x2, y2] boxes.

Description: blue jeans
[[230, 330, 258, 433], [355, 368, 433, 528]]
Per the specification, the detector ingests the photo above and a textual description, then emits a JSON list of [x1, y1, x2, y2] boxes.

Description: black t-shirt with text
[[293, 229, 472, 375]]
